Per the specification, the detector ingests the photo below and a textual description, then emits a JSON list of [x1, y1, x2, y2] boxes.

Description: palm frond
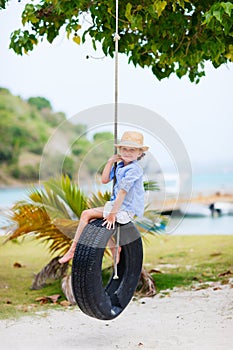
[[27, 187, 44, 203], [135, 217, 164, 236], [5, 201, 74, 256], [45, 175, 88, 217], [7, 203, 51, 239], [52, 218, 78, 239], [4, 177, 92, 257], [35, 187, 71, 220], [135, 210, 167, 238], [21, 186, 72, 220], [143, 180, 159, 192], [88, 190, 111, 208]]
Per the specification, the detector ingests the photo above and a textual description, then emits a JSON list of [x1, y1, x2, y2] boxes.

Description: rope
[[112, 0, 120, 188], [113, 224, 120, 280], [112, 0, 120, 280], [114, 0, 120, 150]]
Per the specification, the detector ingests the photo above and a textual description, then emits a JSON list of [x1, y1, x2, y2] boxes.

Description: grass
[[0, 237, 67, 320], [0, 234, 233, 319], [143, 234, 233, 293]]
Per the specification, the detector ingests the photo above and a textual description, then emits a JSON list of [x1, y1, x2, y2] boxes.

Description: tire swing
[[72, 219, 143, 320], [71, 0, 143, 320]]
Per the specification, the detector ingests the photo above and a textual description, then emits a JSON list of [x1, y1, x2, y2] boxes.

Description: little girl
[[59, 131, 149, 264]]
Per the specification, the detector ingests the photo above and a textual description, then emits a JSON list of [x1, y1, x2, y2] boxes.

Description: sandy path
[[1, 283, 233, 350]]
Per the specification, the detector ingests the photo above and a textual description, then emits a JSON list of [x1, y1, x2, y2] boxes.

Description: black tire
[[71, 219, 143, 320]]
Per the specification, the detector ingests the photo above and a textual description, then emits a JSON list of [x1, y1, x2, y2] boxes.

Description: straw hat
[[115, 131, 149, 151]]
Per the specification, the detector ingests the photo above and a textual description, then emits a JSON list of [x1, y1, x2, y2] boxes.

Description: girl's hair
[[137, 152, 146, 161]]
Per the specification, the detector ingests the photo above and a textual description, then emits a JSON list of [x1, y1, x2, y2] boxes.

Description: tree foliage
[[0, 0, 7, 10], [4, 0, 233, 82], [27, 96, 52, 110]]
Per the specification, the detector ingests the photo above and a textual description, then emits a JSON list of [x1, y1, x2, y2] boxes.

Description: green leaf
[[213, 9, 223, 23], [153, 0, 167, 17], [125, 2, 133, 21], [0, 0, 8, 10], [225, 44, 233, 61], [221, 1, 233, 16], [136, 5, 143, 11], [131, 14, 143, 31], [73, 35, 81, 44], [22, 4, 39, 26]]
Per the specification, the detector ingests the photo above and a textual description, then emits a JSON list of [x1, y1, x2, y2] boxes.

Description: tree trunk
[[61, 275, 76, 305], [31, 256, 69, 290], [137, 267, 156, 297]]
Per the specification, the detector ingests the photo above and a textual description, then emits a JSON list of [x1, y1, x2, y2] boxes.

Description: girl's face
[[119, 147, 142, 164]]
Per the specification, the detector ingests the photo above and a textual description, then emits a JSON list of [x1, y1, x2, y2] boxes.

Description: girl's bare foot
[[59, 250, 74, 264], [59, 242, 77, 264]]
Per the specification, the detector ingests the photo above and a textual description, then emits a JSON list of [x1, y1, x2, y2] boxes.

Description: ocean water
[[0, 187, 29, 207], [0, 172, 233, 236], [166, 215, 233, 235], [0, 187, 33, 234], [192, 172, 233, 194]]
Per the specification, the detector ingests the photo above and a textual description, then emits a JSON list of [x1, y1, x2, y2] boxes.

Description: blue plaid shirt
[[110, 160, 145, 218]]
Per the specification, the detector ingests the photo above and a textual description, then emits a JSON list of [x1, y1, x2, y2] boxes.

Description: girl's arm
[[101, 154, 122, 184], [102, 189, 127, 229]]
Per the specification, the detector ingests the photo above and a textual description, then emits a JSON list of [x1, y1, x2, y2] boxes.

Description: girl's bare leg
[[59, 207, 104, 264], [107, 237, 122, 265]]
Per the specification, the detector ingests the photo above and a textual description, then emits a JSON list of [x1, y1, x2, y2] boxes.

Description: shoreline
[[1, 191, 233, 235], [0, 182, 37, 190], [0, 184, 232, 204], [151, 192, 233, 213], [1, 188, 233, 237]]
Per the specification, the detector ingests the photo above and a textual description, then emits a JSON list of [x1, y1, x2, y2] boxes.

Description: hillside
[[0, 88, 114, 186], [0, 88, 65, 185]]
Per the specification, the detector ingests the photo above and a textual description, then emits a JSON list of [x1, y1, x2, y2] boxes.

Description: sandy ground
[[1, 282, 233, 350]]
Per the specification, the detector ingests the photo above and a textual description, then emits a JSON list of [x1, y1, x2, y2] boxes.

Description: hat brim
[[114, 141, 149, 152]]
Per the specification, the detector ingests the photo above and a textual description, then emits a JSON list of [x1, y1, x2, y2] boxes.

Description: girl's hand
[[108, 154, 122, 164], [101, 154, 122, 184], [102, 212, 116, 230]]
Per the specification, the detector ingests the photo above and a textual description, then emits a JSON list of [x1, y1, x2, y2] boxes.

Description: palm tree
[[5, 175, 166, 300]]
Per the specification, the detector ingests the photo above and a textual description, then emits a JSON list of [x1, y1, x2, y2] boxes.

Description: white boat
[[212, 202, 233, 215], [180, 203, 211, 217]]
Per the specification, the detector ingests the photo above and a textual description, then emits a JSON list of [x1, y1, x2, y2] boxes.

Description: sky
[[1, 1, 233, 174]]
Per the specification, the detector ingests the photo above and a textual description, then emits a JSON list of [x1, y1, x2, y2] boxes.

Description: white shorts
[[103, 201, 134, 224]]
